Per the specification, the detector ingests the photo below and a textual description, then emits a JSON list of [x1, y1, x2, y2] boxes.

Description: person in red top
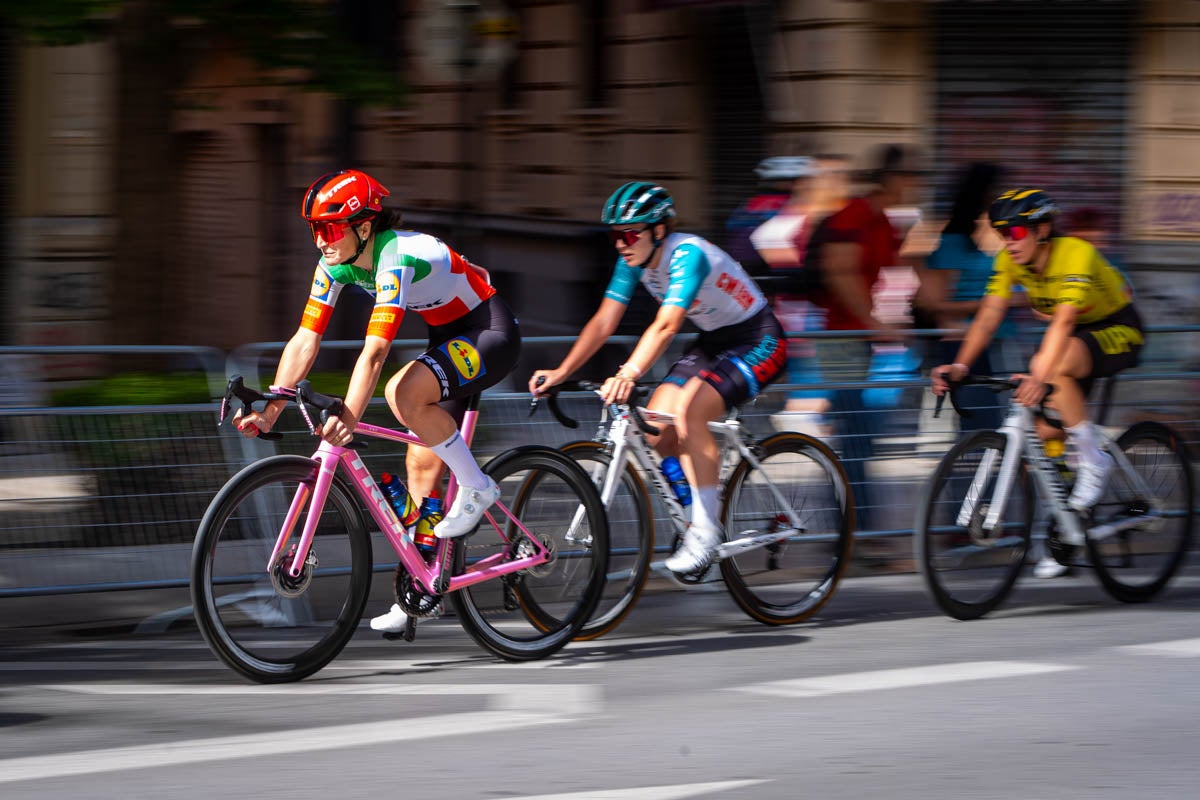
[[810, 144, 924, 533]]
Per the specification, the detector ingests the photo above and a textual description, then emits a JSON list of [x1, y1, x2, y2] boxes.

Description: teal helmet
[[601, 182, 676, 226]]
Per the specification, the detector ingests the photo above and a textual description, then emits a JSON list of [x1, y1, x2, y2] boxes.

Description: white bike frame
[[574, 403, 806, 562], [959, 400, 1164, 546]]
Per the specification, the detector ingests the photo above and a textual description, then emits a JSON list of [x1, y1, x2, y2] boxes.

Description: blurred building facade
[[6, 0, 1200, 356]]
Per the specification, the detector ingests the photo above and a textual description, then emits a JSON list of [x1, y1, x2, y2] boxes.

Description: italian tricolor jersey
[[300, 229, 496, 340]]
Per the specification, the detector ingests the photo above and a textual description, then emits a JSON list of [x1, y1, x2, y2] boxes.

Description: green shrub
[[49, 372, 214, 406]]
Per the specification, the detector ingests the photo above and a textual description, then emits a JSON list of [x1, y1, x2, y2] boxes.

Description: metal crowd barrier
[[0, 331, 1197, 597]]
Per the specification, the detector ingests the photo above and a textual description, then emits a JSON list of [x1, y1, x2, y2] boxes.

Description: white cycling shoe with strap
[[369, 603, 409, 633], [1068, 452, 1113, 512], [434, 476, 501, 539], [664, 524, 723, 575]]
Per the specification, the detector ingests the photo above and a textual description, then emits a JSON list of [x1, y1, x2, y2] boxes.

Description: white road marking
[[735, 661, 1077, 699], [1117, 638, 1200, 657], [0, 657, 593, 672], [504, 780, 769, 799], [2, 683, 598, 785]]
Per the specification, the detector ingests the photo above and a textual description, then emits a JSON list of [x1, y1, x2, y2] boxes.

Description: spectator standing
[[809, 144, 924, 533], [911, 162, 1014, 431], [747, 155, 851, 432]]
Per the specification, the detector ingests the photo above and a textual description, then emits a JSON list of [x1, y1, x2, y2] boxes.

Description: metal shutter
[[933, 1, 1135, 233]]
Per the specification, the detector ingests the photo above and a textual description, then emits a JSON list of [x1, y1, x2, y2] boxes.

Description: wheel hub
[[270, 547, 316, 598]]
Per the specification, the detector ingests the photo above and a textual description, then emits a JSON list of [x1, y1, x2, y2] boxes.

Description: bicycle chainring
[[1044, 519, 1077, 567], [270, 547, 316, 598], [393, 563, 443, 617]]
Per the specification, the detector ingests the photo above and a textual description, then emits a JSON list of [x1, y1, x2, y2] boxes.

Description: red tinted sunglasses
[[309, 220, 351, 244], [998, 225, 1031, 242], [607, 228, 648, 247]]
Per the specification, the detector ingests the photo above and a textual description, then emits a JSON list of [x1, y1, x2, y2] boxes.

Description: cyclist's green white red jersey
[[301, 229, 495, 340], [603, 233, 766, 331]]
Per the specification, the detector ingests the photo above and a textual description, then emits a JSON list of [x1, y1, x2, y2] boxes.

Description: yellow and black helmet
[[989, 188, 1059, 230]]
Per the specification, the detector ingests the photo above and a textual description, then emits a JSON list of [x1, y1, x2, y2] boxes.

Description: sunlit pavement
[[3, 566, 1200, 799]]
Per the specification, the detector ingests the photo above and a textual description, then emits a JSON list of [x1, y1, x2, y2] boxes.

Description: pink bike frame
[[265, 403, 551, 595]]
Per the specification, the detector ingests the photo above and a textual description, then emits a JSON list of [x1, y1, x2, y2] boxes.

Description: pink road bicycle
[[190, 377, 608, 683]]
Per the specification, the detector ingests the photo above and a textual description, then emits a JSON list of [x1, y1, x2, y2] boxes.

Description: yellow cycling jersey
[[985, 236, 1133, 324]]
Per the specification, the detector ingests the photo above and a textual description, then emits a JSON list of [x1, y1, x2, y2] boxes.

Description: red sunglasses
[[309, 220, 352, 244], [998, 225, 1031, 242], [607, 228, 648, 247]]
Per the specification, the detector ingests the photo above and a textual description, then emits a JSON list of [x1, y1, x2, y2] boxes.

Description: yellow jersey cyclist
[[529, 182, 788, 575], [932, 187, 1144, 527], [233, 169, 519, 628]]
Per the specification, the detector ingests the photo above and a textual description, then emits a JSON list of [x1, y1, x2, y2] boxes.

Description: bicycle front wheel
[[915, 430, 1033, 620], [191, 456, 372, 683], [451, 446, 609, 660], [561, 440, 654, 640], [1087, 421, 1195, 603], [720, 432, 854, 625]]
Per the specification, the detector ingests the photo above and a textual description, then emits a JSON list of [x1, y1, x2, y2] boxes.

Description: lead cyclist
[[529, 182, 788, 575], [233, 169, 521, 631]]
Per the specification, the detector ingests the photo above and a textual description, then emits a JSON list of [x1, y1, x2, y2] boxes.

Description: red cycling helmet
[[302, 169, 389, 222]]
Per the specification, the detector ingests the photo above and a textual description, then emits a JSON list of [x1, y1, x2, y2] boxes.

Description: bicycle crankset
[[393, 563, 443, 618], [270, 546, 316, 598]]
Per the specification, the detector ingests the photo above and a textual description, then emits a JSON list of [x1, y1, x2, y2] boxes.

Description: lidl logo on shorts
[[311, 270, 332, 300], [443, 338, 485, 382]]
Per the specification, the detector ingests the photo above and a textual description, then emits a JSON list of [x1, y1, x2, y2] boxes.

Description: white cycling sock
[[691, 486, 722, 532], [1066, 421, 1105, 467], [431, 431, 488, 490]]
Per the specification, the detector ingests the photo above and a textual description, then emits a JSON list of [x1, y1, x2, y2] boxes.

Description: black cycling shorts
[[1074, 303, 1145, 397], [662, 307, 788, 409], [415, 295, 520, 423]]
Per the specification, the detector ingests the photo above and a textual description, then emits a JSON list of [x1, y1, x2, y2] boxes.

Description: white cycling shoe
[[1068, 452, 1113, 512], [664, 525, 722, 574], [434, 476, 501, 539], [369, 603, 409, 634], [1032, 555, 1072, 579]]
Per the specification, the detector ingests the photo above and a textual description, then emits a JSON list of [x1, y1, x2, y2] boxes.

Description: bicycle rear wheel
[[191, 456, 372, 683], [1087, 421, 1195, 603], [451, 446, 608, 660], [561, 440, 654, 640], [915, 430, 1033, 620], [720, 432, 854, 625]]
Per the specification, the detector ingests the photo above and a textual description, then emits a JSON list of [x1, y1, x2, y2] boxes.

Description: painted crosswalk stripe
[[504, 780, 769, 799], [1117, 638, 1200, 657], [735, 661, 1077, 699], [2, 684, 598, 784]]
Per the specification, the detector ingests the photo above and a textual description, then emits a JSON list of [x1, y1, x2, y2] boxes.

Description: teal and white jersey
[[603, 233, 766, 331]]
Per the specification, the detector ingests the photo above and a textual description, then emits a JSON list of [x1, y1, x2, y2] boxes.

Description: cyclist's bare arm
[[1030, 302, 1078, 383], [236, 326, 321, 437], [320, 334, 391, 444], [933, 294, 1008, 392], [600, 304, 686, 404], [529, 297, 627, 395]]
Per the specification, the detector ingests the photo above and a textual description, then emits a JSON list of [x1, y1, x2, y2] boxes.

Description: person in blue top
[[916, 162, 1016, 431], [529, 182, 788, 575]]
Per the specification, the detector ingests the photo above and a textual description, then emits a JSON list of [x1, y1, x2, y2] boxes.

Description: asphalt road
[[3, 567, 1200, 799]]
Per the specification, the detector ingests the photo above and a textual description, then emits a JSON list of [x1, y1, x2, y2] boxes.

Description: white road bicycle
[[532, 381, 855, 638], [915, 375, 1195, 620]]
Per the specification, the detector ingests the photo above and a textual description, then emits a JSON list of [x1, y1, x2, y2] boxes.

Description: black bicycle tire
[[559, 440, 655, 640], [450, 445, 609, 660], [719, 431, 855, 625], [1087, 421, 1195, 603], [914, 430, 1032, 620], [190, 455, 373, 683]]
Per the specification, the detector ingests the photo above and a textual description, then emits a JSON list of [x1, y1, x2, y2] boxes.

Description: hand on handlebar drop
[[1011, 373, 1049, 408], [320, 411, 358, 447], [931, 363, 966, 396], [528, 369, 563, 397], [234, 408, 274, 439]]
